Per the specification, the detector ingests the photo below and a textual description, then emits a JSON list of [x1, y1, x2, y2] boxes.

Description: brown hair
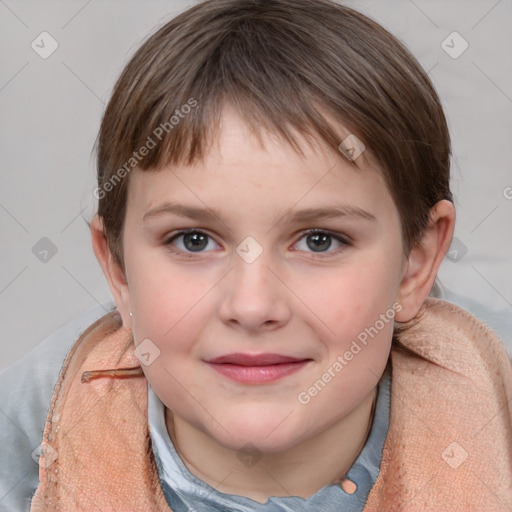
[[95, 0, 452, 273]]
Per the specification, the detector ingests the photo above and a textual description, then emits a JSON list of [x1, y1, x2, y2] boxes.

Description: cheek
[[132, 284, 207, 351], [294, 257, 400, 341], [127, 242, 194, 309], [297, 269, 395, 417], [129, 271, 210, 406], [126, 250, 210, 354], [288, 256, 399, 397]]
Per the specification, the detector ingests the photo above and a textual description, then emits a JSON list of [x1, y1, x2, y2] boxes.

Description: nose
[[218, 254, 291, 334]]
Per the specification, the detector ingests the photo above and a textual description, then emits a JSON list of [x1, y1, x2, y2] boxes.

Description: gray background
[[1, 0, 511, 371]]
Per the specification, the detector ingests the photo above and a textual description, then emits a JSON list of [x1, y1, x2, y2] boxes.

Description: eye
[[294, 230, 349, 254], [166, 230, 219, 253]]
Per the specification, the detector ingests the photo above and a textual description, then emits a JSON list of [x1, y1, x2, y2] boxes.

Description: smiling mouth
[[205, 353, 312, 384]]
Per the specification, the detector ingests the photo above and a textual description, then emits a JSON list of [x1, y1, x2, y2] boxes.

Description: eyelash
[[164, 228, 351, 259]]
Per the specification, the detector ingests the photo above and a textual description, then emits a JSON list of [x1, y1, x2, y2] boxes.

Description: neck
[[165, 386, 378, 503]]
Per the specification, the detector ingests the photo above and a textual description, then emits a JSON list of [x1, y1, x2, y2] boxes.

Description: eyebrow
[[143, 203, 225, 223], [142, 202, 377, 225], [279, 206, 376, 224]]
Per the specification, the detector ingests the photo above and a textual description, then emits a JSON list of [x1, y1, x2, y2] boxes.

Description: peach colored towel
[[31, 298, 512, 511]]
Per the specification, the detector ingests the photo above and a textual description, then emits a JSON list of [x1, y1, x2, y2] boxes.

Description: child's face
[[121, 106, 407, 452]]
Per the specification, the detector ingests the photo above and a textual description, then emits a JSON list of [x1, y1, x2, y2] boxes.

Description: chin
[[222, 431, 302, 455], [206, 409, 310, 454]]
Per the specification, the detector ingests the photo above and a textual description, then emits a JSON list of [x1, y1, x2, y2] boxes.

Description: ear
[[90, 215, 133, 330], [395, 200, 455, 322]]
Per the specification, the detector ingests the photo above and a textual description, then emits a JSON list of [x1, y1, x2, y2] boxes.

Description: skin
[[91, 105, 455, 503]]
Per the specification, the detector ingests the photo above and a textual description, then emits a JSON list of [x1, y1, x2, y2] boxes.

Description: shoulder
[[395, 296, 511, 384], [374, 298, 512, 508], [430, 278, 512, 361], [0, 302, 116, 512]]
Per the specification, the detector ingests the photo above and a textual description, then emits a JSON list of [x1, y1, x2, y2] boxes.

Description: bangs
[[100, 6, 376, 175], [96, 0, 451, 269]]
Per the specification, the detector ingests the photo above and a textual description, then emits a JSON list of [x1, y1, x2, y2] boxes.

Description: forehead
[[126, 107, 396, 225]]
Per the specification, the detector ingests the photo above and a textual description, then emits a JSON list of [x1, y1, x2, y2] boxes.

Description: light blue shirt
[[1, 282, 511, 511]]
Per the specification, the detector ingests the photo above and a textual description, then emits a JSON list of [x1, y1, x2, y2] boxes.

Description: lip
[[207, 353, 306, 365], [205, 353, 312, 384]]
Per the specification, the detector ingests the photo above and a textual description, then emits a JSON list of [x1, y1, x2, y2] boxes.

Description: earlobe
[[395, 200, 455, 322], [90, 215, 132, 329]]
